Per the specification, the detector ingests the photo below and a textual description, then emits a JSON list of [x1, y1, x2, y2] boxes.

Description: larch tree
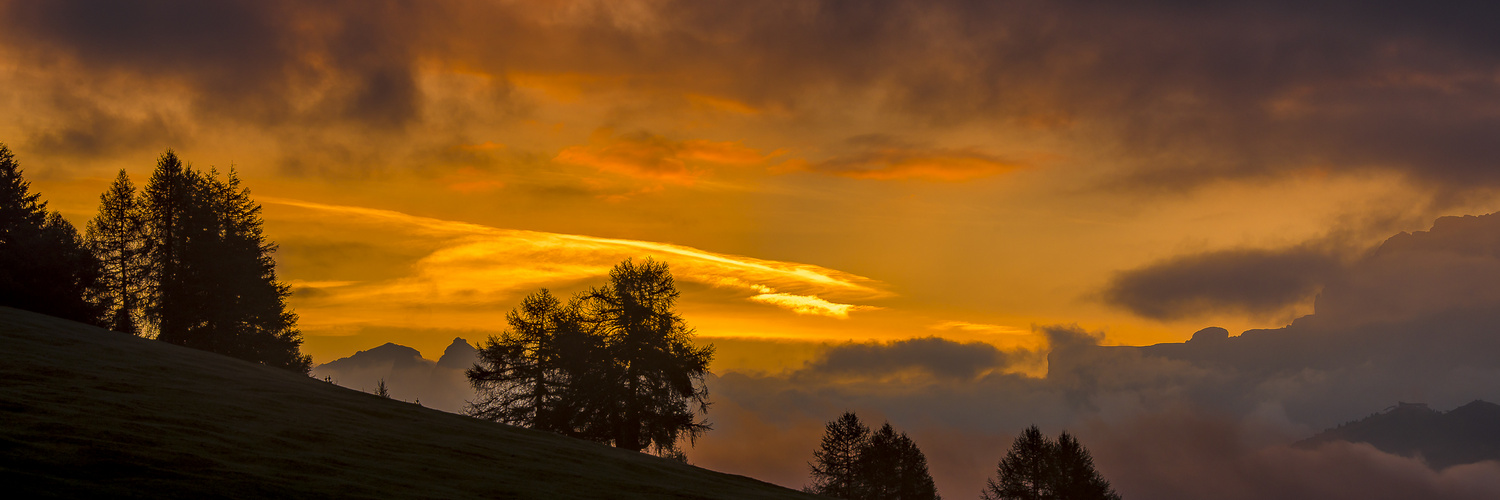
[[982, 426, 1120, 500], [984, 425, 1054, 500], [85, 169, 147, 335], [585, 258, 714, 454], [468, 289, 601, 434], [809, 411, 870, 499], [467, 258, 713, 457], [0, 144, 104, 325], [859, 423, 940, 500], [1051, 432, 1120, 500]]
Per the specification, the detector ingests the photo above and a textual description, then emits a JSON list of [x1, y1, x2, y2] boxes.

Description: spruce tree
[[140, 151, 310, 372], [0, 144, 104, 324], [85, 169, 146, 334], [141, 150, 192, 341]]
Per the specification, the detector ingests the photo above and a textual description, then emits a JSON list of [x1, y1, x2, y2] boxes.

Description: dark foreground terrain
[[0, 307, 815, 499]]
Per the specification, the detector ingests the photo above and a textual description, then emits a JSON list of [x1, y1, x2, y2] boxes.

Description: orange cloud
[[796, 136, 1025, 181], [441, 166, 506, 194], [748, 293, 880, 319], [263, 198, 890, 330], [554, 128, 777, 185]]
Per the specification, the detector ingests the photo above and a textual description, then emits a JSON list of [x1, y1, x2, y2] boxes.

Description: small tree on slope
[[809, 412, 870, 499], [982, 426, 1120, 500]]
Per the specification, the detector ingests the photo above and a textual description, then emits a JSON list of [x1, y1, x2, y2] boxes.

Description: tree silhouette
[[141, 150, 192, 340], [468, 259, 713, 455], [585, 258, 713, 453], [0, 144, 104, 325], [982, 425, 1120, 500], [1051, 432, 1118, 500], [809, 413, 941, 500], [809, 412, 870, 499], [858, 423, 940, 500], [468, 289, 602, 434], [140, 151, 310, 372], [85, 169, 147, 335]]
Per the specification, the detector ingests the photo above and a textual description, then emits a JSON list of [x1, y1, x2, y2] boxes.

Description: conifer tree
[[859, 423, 940, 500], [141, 150, 193, 341], [585, 258, 713, 452], [809, 412, 870, 499], [140, 151, 310, 372], [982, 426, 1120, 500], [1051, 432, 1120, 500], [85, 169, 146, 334], [468, 289, 601, 433], [467, 259, 712, 454], [985, 425, 1054, 500], [0, 144, 104, 324]]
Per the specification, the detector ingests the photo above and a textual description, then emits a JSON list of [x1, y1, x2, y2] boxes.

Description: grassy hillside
[[0, 307, 818, 499]]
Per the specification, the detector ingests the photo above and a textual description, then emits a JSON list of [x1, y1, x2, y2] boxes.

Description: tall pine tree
[[85, 169, 146, 334], [142, 150, 192, 341], [0, 144, 104, 325]]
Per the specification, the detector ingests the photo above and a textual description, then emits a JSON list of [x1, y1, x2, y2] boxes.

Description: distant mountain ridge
[[311, 338, 478, 413], [1297, 400, 1500, 469]]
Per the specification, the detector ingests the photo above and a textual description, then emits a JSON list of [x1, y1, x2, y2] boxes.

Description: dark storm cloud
[[1107, 211, 1500, 324], [25, 91, 183, 160], [656, 0, 1500, 188], [1315, 213, 1500, 326], [1, 0, 425, 130], [799, 336, 1011, 380], [6, 0, 1500, 186], [1102, 245, 1343, 320]]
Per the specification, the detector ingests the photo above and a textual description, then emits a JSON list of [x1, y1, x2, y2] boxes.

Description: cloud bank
[[690, 212, 1500, 497], [5, 0, 1500, 191]]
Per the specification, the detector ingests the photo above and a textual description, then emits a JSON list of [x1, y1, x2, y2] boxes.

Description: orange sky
[[5, 0, 1499, 372], [11, 2, 1500, 497]]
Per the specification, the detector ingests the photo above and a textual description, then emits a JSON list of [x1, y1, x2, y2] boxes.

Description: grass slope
[[0, 307, 818, 499]]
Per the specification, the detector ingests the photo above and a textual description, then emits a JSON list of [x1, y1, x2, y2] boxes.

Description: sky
[[6, 1, 1500, 498]]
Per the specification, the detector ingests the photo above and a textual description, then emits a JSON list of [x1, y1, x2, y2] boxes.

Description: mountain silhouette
[[312, 339, 478, 413], [436, 337, 478, 370], [318, 342, 430, 371], [1297, 400, 1500, 469]]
